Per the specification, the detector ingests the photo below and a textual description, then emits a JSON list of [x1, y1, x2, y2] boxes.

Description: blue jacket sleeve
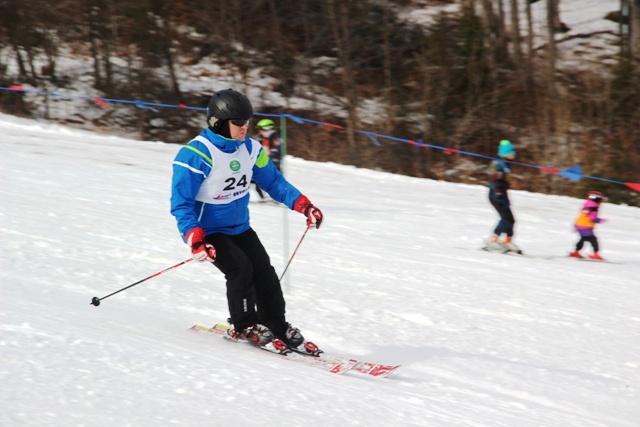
[[170, 141, 212, 240], [251, 148, 302, 208]]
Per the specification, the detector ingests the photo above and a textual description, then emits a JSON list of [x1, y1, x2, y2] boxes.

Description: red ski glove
[[185, 227, 216, 262], [293, 195, 323, 229]]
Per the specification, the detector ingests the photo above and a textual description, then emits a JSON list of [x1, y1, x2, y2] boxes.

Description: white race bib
[[194, 136, 260, 204]]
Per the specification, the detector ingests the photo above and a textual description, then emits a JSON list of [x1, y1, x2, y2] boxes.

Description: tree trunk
[[550, 0, 564, 32], [525, 1, 534, 54], [88, 6, 102, 88], [632, 0, 640, 60], [547, 0, 558, 102], [159, 1, 182, 100], [25, 47, 38, 83], [382, 0, 395, 135], [480, 0, 497, 71], [103, 0, 115, 90], [546, 0, 558, 130], [509, 0, 522, 67], [326, 0, 360, 164], [11, 44, 29, 81]]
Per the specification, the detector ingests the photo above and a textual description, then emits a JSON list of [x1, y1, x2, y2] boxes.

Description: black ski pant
[[206, 228, 287, 337], [576, 235, 599, 252], [490, 200, 515, 237]]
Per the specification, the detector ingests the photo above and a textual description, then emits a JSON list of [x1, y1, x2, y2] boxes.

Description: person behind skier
[[569, 190, 607, 260], [486, 140, 520, 253], [256, 118, 283, 171], [170, 88, 323, 351], [250, 118, 283, 200]]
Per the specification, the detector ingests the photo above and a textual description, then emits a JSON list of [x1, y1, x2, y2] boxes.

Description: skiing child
[[256, 118, 283, 172], [251, 118, 283, 201], [570, 191, 607, 260], [486, 140, 520, 253]]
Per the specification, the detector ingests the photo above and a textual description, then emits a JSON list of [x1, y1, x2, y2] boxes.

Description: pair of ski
[[481, 246, 557, 260], [190, 324, 400, 378], [481, 245, 523, 255], [568, 256, 620, 264], [482, 246, 619, 263]]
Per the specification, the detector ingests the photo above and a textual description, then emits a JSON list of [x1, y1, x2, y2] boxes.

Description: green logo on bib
[[229, 160, 241, 171]]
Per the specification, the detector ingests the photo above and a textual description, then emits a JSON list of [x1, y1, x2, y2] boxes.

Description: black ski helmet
[[206, 89, 253, 130]]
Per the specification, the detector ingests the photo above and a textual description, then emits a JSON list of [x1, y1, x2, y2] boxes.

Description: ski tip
[[347, 360, 401, 378], [212, 323, 230, 330], [190, 324, 228, 336], [369, 365, 401, 378]]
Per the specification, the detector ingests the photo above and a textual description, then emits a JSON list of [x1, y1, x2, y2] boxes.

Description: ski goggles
[[230, 118, 251, 127]]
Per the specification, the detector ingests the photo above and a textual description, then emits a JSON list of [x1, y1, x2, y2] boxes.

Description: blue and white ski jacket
[[170, 128, 302, 240]]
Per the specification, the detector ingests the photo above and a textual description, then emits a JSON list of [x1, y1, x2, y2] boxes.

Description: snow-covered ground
[[1, 113, 639, 426]]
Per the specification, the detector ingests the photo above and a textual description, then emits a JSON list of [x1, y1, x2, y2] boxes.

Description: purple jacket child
[[569, 191, 606, 260]]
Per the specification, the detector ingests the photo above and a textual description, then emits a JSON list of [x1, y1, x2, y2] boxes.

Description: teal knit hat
[[498, 140, 516, 158]]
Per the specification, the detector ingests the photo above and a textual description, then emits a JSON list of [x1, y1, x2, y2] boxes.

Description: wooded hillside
[[1, 0, 639, 204]]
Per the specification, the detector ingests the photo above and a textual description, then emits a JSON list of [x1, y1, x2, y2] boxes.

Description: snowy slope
[[1, 113, 639, 427]]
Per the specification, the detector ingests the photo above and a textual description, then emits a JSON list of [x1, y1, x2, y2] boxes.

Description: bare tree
[[1, 3, 38, 83], [546, 0, 558, 130], [508, 0, 522, 67], [634, 0, 640, 60], [157, 0, 182, 100], [624, 0, 640, 60], [85, 0, 117, 91], [381, 0, 395, 135], [325, 0, 361, 163], [525, 0, 535, 87]]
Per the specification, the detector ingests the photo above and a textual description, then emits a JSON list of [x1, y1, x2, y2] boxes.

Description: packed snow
[[1, 113, 639, 427]]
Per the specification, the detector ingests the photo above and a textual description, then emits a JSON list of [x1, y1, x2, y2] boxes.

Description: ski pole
[[279, 225, 312, 281], [90, 258, 193, 306]]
